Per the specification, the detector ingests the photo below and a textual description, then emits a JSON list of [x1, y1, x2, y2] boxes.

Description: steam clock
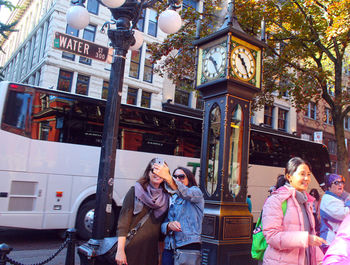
[[194, 4, 266, 265]]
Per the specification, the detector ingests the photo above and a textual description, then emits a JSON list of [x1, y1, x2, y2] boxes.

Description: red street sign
[[53, 32, 109, 62]]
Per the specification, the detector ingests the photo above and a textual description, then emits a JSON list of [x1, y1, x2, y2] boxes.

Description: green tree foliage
[[0, 0, 18, 80], [149, 0, 350, 183]]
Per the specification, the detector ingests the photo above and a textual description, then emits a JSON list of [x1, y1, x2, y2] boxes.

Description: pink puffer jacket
[[323, 214, 350, 264], [262, 185, 324, 265]]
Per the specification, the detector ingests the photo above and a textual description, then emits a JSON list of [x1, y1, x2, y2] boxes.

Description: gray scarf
[[134, 182, 169, 219]]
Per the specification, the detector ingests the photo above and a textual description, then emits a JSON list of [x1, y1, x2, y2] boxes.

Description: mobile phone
[[154, 158, 165, 166]]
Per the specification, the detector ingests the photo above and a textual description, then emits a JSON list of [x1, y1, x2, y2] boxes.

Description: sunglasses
[[332, 180, 345, 186], [173, 174, 186, 180]]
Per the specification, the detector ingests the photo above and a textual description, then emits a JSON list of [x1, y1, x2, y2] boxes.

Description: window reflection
[[206, 104, 220, 195], [228, 104, 243, 198]]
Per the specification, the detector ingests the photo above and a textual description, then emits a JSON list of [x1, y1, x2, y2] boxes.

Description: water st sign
[[53, 32, 108, 62]]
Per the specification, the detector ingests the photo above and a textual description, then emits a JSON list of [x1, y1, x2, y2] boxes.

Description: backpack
[[251, 200, 287, 261]]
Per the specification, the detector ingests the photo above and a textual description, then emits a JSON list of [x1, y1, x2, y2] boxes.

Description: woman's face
[[287, 163, 311, 192], [329, 178, 344, 197], [148, 169, 164, 188], [173, 169, 189, 186]]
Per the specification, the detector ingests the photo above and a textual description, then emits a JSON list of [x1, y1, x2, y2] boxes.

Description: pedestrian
[[153, 164, 204, 265], [309, 188, 321, 235], [261, 157, 325, 265], [247, 195, 252, 213], [319, 173, 350, 253], [322, 214, 350, 264], [115, 158, 169, 265]]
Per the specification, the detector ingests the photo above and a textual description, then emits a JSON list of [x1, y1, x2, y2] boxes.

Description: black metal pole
[[0, 244, 11, 265], [65, 229, 76, 265], [78, 11, 135, 265]]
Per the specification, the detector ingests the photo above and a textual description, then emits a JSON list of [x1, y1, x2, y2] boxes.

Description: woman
[[115, 158, 169, 265], [153, 164, 204, 265], [323, 214, 350, 264], [309, 188, 321, 235], [319, 174, 350, 253], [261, 157, 325, 265]]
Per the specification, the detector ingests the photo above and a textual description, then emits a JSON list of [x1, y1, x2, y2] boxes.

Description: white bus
[[0, 81, 330, 239]]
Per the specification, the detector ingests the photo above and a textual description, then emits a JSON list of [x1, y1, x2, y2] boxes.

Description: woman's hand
[[308, 234, 327, 247], [115, 248, 128, 265], [153, 164, 178, 190], [168, 221, 182, 232]]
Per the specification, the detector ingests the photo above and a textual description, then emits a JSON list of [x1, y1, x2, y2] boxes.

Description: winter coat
[[262, 185, 324, 265], [319, 191, 350, 246], [323, 214, 350, 264]]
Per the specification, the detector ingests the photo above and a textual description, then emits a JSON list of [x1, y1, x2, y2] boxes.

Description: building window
[[175, 88, 190, 106], [141, 91, 151, 108], [57, 69, 73, 92], [278, 108, 288, 131], [143, 53, 153, 83], [323, 108, 333, 125], [127, 87, 138, 105], [148, 9, 158, 37], [76, 74, 90, 95], [264, 105, 274, 127], [137, 10, 145, 32], [305, 102, 317, 119], [129, 49, 141, 79], [87, 0, 99, 15], [102, 81, 109, 100], [345, 115, 350, 130], [328, 140, 337, 155], [62, 25, 79, 60], [79, 25, 96, 65], [182, 0, 197, 10]]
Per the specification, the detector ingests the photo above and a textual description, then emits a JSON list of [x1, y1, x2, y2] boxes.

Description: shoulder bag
[[95, 210, 151, 264]]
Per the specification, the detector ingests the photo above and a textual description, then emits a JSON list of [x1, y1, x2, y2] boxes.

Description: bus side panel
[[42, 174, 73, 229], [0, 171, 47, 229], [0, 130, 31, 171], [27, 140, 100, 176], [247, 164, 284, 222]]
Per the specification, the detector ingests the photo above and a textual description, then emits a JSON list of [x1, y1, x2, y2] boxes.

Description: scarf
[[134, 182, 169, 219]]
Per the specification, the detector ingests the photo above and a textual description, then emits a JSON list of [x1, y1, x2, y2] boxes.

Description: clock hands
[[209, 55, 219, 74], [237, 53, 249, 75]]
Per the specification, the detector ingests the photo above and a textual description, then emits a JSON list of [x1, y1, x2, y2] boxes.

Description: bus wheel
[[76, 200, 117, 240]]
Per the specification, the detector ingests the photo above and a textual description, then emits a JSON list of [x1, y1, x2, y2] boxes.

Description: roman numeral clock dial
[[202, 45, 226, 80], [230, 45, 256, 82]]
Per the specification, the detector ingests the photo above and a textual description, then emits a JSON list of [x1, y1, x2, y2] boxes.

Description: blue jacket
[[161, 178, 204, 249], [320, 191, 350, 246]]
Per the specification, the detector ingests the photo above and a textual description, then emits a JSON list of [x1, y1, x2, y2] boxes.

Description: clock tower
[[194, 2, 266, 264]]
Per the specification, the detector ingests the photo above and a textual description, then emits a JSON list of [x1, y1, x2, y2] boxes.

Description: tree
[[0, 0, 18, 80], [149, 0, 350, 188]]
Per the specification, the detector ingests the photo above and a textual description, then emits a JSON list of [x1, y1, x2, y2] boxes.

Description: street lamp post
[[66, 0, 182, 264]]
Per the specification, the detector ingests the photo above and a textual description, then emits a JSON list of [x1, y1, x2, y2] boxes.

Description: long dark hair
[[172, 167, 197, 187], [310, 188, 320, 201], [138, 158, 166, 191], [279, 157, 311, 186]]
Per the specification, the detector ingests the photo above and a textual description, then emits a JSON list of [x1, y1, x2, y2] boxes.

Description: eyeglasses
[[332, 180, 345, 186], [173, 174, 186, 180]]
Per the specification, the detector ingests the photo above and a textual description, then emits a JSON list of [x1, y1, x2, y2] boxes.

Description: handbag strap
[[126, 210, 152, 243]]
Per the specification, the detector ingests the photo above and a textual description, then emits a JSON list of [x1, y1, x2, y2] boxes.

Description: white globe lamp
[[130, 30, 144, 50], [66, 5, 90, 30], [102, 0, 126, 8], [158, 9, 182, 34]]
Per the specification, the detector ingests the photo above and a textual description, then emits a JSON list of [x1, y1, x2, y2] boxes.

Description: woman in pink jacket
[[262, 157, 326, 265], [323, 214, 350, 264]]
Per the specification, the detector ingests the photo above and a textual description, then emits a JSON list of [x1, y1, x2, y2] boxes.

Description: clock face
[[230, 45, 256, 81], [203, 45, 226, 80]]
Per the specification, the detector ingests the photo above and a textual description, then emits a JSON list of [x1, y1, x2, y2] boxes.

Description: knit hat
[[326, 174, 344, 188]]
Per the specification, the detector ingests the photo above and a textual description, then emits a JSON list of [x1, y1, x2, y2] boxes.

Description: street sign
[[314, 131, 323, 144], [53, 32, 108, 62]]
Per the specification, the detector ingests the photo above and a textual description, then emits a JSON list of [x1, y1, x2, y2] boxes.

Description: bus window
[[2, 89, 33, 136]]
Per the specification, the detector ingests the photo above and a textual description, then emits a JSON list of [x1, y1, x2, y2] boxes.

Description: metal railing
[[0, 229, 76, 265]]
